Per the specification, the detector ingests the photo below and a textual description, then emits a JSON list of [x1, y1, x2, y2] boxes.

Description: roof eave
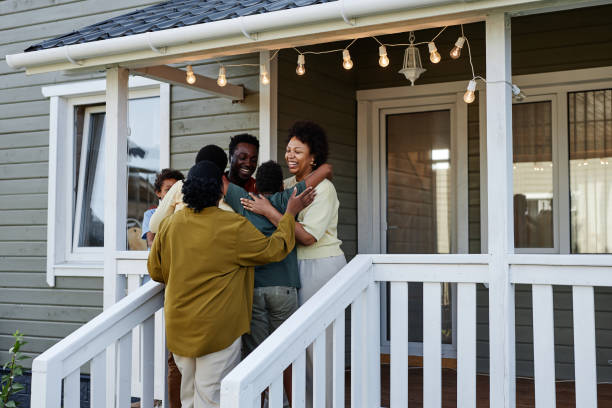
[[4, 0, 563, 75]]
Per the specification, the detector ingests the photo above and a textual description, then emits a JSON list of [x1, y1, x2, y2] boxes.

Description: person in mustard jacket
[[147, 160, 313, 408]]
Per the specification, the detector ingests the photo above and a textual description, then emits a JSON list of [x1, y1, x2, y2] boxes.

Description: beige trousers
[[173, 337, 242, 408]]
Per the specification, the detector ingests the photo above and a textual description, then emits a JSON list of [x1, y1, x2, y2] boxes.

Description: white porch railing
[[221, 253, 612, 408], [30, 280, 166, 408], [30, 253, 612, 407]]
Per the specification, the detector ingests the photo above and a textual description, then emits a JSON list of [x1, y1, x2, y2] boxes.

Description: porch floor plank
[[343, 365, 612, 407]]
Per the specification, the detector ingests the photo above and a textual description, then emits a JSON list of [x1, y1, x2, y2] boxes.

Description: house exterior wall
[[0, 0, 260, 368], [1, 0, 611, 384]]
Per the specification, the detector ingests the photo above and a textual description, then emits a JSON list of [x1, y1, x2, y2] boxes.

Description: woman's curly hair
[[181, 161, 222, 212], [287, 121, 328, 169]]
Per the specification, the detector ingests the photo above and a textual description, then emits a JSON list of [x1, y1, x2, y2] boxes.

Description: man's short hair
[[255, 161, 284, 195], [229, 133, 259, 157], [195, 144, 228, 171]]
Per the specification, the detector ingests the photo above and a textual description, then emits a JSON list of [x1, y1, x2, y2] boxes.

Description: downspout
[[6, 0, 452, 70]]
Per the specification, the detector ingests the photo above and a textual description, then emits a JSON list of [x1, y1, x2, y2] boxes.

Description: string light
[[260, 64, 270, 85], [203, 25, 525, 106], [428, 42, 441, 64], [342, 49, 353, 70], [378, 45, 389, 67], [464, 79, 476, 103], [217, 66, 227, 87], [185, 65, 196, 84], [512, 84, 526, 101], [450, 37, 465, 59], [296, 54, 306, 75]]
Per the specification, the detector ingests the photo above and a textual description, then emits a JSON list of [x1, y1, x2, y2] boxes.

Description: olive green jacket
[[148, 206, 295, 357]]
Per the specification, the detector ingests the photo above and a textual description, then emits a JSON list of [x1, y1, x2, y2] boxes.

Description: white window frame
[[511, 94, 560, 254], [43, 77, 170, 286]]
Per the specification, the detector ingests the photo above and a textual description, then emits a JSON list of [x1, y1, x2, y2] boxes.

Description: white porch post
[[104, 66, 129, 308], [485, 12, 516, 408], [104, 67, 129, 407], [259, 50, 278, 162]]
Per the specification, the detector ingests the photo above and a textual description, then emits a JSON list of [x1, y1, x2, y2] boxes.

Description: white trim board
[[42, 77, 161, 97], [8, 0, 606, 75]]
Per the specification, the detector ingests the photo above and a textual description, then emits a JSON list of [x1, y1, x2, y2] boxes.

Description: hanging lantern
[[398, 32, 426, 86]]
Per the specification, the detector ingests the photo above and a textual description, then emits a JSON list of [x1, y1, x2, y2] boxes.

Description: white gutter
[[5, 0, 456, 70], [5, 0, 561, 73]]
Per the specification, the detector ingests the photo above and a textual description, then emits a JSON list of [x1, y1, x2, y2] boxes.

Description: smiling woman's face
[[229, 142, 258, 183], [285, 136, 315, 180]]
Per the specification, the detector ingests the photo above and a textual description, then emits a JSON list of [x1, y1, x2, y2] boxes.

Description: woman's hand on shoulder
[[286, 187, 316, 216], [241, 193, 274, 216]]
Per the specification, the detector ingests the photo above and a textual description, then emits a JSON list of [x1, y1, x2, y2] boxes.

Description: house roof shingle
[[25, 0, 335, 52]]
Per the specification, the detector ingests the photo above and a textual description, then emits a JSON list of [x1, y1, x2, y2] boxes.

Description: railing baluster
[[141, 315, 155, 408], [269, 375, 284, 408], [117, 332, 133, 407], [350, 290, 365, 408], [313, 332, 326, 408], [573, 285, 598, 407], [332, 310, 345, 408], [457, 282, 477, 408], [390, 282, 408, 408], [365, 282, 381, 408], [63, 368, 80, 408], [90, 351, 107, 408], [532, 284, 556, 407], [164, 343, 170, 407], [292, 350, 306, 408], [423, 282, 441, 408]]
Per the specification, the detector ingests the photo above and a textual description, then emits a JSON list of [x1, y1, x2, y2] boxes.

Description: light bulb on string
[[260, 64, 270, 85], [217, 66, 227, 87], [185, 65, 196, 84], [342, 49, 353, 70], [464, 79, 476, 104], [450, 36, 465, 59], [512, 84, 526, 102], [428, 42, 441, 64], [296, 54, 306, 76], [378, 45, 389, 67]]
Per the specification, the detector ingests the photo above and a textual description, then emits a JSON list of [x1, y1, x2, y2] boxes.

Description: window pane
[[77, 112, 106, 247], [126, 97, 160, 251], [569, 89, 612, 253], [74, 97, 160, 250], [386, 110, 453, 345], [512, 101, 554, 249]]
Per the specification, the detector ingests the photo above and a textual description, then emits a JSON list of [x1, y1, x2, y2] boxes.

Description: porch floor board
[[344, 364, 612, 407]]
